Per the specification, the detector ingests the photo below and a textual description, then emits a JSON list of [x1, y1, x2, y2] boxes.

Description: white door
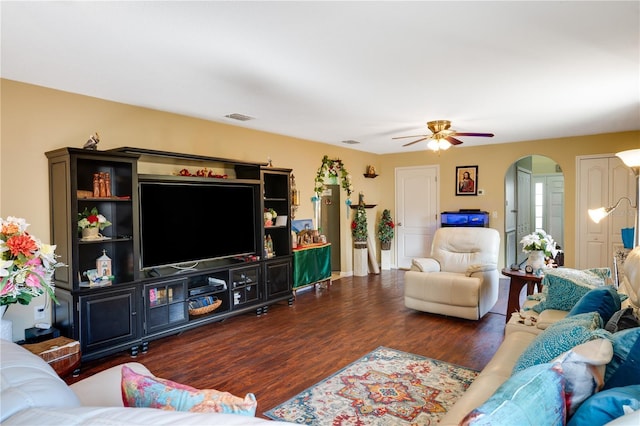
[[505, 163, 517, 267], [395, 166, 439, 269], [546, 175, 565, 249], [610, 159, 636, 255], [578, 157, 610, 269], [577, 156, 635, 270]]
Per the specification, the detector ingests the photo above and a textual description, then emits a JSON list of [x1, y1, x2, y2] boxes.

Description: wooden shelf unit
[[47, 147, 293, 361]]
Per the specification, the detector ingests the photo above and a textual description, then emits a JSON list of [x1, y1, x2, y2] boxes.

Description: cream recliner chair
[[404, 227, 500, 320]]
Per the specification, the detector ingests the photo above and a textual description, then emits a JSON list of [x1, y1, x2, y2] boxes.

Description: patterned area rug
[[264, 346, 478, 425]]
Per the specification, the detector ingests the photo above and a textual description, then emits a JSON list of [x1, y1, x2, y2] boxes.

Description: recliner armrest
[[411, 258, 441, 272], [465, 263, 497, 276]]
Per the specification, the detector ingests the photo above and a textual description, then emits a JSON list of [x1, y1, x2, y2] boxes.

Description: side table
[[501, 268, 543, 323], [293, 243, 332, 296], [23, 336, 81, 377]]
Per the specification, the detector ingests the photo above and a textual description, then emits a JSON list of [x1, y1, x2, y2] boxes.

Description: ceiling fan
[[393, 120, 494, 151]]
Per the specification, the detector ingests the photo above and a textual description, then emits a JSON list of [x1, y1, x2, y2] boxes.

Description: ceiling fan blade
[[392, 134, 429, 140], [402, 137, 429, 147], [445, 136, 464, 146], [452, 132, 494, 137]]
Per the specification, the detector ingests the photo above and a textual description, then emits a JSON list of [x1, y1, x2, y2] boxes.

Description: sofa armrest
[[411, 258, 440, 272], [70, 362, 152, 407]]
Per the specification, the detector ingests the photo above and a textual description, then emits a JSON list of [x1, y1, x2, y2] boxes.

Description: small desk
[[293, 243, 331, 295], [501, 268, 543, 323]]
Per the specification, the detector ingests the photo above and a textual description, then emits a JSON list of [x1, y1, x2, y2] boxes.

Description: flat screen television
[[139, 181, 258, 270]]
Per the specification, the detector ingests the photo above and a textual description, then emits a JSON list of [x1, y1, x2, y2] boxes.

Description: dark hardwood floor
[[66, 270, 508, 418]]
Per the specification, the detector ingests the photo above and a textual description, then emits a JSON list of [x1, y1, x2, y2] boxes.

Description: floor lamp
[[588, 149, 640, 248]]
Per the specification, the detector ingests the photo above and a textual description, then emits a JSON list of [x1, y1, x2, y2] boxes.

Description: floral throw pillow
[[121, 365, 257, 415]]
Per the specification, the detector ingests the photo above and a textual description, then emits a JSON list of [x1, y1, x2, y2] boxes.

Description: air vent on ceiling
[[342, 140, 360, 145], [224, 113, 255, 121]]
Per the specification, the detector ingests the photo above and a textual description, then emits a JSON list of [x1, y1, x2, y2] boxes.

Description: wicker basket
[[188, 296, 222, 316]]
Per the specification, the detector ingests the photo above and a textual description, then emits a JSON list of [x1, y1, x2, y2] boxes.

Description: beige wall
[[379, 133, 638, 269], [2, 78, 638, 339]]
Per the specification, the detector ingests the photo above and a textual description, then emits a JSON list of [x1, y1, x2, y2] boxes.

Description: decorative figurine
[[367, 165, 376, 176], [96, 249, 112, 278], [83, 132, 100, 150]]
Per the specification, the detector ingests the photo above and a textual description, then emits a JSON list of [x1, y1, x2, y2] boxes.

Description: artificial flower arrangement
[[520, 229, 559, 258], [314, 155, 353, 197], [351, 204, 368, 242], [264, 208, 277, 226], [77, 207, 112, 231], [377, 209, 395, 249], [1, 216, 62, 306]]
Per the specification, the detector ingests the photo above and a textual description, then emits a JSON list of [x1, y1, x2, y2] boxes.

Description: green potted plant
[[377, 209, 395, 251], [351, 204, 368, 246], [78, 207, 111, 240]]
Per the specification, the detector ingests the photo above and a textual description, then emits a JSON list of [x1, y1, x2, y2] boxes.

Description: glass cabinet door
[[145, 278, 187, 333], [231, 265, 261, 307]]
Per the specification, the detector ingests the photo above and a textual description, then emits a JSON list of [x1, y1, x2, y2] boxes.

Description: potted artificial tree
[[377, 209, 394, 270], [351, 203, 368, 276]]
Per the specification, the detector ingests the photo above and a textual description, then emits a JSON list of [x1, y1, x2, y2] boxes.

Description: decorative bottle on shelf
[[98, 173, 107, 197], [267, 235, 274, 258], [104, 172, 112, 197], [264, 235, 269, 258], [93, 173, 100, 197]]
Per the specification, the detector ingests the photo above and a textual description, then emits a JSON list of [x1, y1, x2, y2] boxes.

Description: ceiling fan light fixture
[[427, 139, 451, 152], [427, 140, 440, 151], [395, 119, 493, 150]]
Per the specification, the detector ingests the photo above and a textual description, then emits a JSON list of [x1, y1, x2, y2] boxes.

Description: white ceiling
[[2, 1, 639, 154]]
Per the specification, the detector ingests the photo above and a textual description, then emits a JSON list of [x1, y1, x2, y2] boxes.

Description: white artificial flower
[[0, 259, 14, 277]]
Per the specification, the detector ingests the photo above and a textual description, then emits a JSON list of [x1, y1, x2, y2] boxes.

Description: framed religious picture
[[456, 165, 478, 196]]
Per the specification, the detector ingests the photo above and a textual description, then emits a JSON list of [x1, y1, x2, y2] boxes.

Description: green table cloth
[[293, 243, 331, 289]]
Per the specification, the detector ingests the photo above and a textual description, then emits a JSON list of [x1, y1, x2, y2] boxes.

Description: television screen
[[139, 181, 258, 269]]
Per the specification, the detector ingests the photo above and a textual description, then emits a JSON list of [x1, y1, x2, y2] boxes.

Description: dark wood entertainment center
[[46, 147, 293, 361]]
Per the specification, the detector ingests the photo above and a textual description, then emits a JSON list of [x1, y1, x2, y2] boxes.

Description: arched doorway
[[504, 155, 564, 268]]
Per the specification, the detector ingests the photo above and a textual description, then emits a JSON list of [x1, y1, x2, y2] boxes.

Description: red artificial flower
[[87, 214, 99, 224], [351, 221, 357, 230], [6, 234, 38, 257]]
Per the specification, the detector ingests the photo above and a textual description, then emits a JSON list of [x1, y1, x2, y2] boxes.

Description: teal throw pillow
[[567, 286, 621, 323], [532, 268, 611, 314], [513, 312, 607, 374], [462, 363, 566, 425], [567, 385, 640, 426], [604, 327, 640, 390]]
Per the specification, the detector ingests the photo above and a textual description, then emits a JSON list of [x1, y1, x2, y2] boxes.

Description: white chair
[[404, 227, 501, 320]]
